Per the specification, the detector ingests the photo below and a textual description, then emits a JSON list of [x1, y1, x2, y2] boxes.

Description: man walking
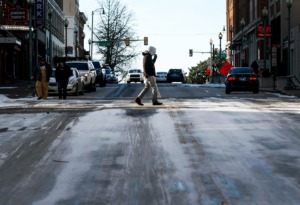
[[55, 59, 72, 99], [32, 57, 52, 100], [135, 46, 162, 106]]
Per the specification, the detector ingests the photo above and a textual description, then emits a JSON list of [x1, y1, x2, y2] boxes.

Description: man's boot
[[135, 97, 144, 106]]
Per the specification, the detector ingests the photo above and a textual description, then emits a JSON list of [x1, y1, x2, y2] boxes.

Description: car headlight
[[80, 74, 88, 80]]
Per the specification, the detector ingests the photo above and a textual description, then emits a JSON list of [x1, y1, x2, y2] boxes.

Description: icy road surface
[[0, 97, 300, 205]]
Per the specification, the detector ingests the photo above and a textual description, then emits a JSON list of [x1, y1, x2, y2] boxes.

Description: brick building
[[226, 0, 300, 79]]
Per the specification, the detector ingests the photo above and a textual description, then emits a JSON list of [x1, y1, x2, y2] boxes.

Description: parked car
[[92, 60, 106, 87], [65, 60, 97, 91], [48, 67, 85, 95], [225, 67, 259, 94], [156, 71, 167, 83], [126, 68, 144, 83], [104, 65, 117, 83], [167, 68, 186, 83]]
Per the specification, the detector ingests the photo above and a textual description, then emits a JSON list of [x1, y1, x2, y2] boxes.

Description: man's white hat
[[148, 46, 156, 55]]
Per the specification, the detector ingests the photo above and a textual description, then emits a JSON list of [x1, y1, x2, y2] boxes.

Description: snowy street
[[0, 84, 300, 205]]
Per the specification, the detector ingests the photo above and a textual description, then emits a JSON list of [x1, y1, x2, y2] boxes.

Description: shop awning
[[0, 37, 21, 45]]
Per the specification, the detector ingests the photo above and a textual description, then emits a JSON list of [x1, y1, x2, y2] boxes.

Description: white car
[[48, 67, 85, 95], [66, 60, 97, 91], [156, 71, 167, 83], [126, 69, 144, 83]]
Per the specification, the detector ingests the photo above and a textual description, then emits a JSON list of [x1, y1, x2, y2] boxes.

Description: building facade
[[0, 0, 87, 84], [226, 0, 300, 79], [63, 0, 87, 58]]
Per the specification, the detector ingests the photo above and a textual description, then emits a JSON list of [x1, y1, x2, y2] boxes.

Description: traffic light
[[189, 49, 193, 57], [125, 37, 130, 46], [144, 37, 148, 45]]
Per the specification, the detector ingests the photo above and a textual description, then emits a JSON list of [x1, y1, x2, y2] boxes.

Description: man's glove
[[144, 72, 149, 78]]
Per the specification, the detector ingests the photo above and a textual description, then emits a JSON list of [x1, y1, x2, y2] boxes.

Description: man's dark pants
[[58, 81, 68, 99]]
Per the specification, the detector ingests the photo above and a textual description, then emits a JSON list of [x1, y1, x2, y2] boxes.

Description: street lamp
[[88, 39, 92, 59], [209, 39, 213, 79], [48, 8, 53, 66], [91, 8, 105, 60], [219, 32, 223, 62], [285, 0, 293, 89], [210, 38, 213, 60], [240, 18, 245, 66], [229, 25, 233, 65], [74, 26, 78, 58], [64, 18, 69, 59], [262, 7, 268, 72], [82, 32, 85, 57], [27, 0, 34, 84]]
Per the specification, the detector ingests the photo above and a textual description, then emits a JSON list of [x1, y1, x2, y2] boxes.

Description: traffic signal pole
[[189, 49, 211, 57], [90, 37, 149, 47]]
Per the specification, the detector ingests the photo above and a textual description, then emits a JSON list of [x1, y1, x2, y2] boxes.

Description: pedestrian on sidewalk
[[55, 59, 72, 99], [32, 57, 52, 100], [135, 46, 162, 106], [250, 60, 259, 74]]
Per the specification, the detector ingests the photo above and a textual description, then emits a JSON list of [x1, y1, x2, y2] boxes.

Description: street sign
[[221, 53, 227, 59], [8, 8, 28, 22], [98, 41, 113, 47]]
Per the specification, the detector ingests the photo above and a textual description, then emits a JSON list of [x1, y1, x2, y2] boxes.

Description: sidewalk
[[259, 76, 300, 98], [0, 80, 36, 99]]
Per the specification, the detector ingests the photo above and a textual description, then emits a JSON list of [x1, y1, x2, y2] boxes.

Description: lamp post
[[88, 39, 92, 59], [262, 7, 268, 72], [210, 38, 213, 60], [64, 19, 69, 59], [209, 39, 213, 80], [91, 8, 105, 60], [82, 32, 85, 57], [219, 32, 223, 62], [285, 0, 293, 89], [74, 27, 78, 58], [229, 25, 233, 65], [48, 8, 53, 66], [240, 18, 245, 66], [27, 0, 34, 84]]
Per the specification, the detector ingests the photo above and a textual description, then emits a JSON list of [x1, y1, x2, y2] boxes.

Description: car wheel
[[92, 86, 96, 91], [92, 80, 97, 91], [225, 87, 231, 94], [253, 88, 259, 93], [80, 85, 84, 95], [99, 76, 106, 87], [74, 84, 79, 96]]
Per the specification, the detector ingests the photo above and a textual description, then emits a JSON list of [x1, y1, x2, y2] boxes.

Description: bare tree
[[94, 0, 138, 76]]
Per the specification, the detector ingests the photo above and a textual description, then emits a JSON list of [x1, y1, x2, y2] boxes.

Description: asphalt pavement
[[0, 79, 300, 99]]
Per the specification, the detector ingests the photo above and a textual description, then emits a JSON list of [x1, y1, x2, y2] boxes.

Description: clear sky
[[79, 0, 226, 73]]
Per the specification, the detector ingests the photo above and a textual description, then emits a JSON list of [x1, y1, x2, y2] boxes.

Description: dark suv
[[92, 61, 106, 87], [167, 68, 186, 83]]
